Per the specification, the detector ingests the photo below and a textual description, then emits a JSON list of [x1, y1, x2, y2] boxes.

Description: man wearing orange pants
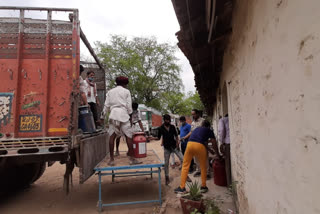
[[174, 120, 220, 193]]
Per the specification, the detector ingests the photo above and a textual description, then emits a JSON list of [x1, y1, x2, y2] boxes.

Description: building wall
[[214, 0, 320, 213]]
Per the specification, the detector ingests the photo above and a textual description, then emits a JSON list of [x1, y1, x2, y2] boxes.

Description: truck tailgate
[[79, 131, 109, 183]]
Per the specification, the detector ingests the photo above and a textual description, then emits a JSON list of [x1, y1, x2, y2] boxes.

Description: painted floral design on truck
[[0, 93, 14, 127]]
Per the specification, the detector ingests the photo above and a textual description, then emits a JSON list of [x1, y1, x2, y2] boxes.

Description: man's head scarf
[[115, 76, 129, 86]]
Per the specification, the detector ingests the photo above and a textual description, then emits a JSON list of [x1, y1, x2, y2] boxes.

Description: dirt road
[[0, 140, 235, 214]]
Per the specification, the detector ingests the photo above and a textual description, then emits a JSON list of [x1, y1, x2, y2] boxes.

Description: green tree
[[184, 91, 204, 112], [95, 35, 183, 110], [162, 92, 188, 115], [161, 91, 204, 116]]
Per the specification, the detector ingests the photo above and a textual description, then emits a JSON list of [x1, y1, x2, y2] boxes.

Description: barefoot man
[[101, 76, 142, 166]]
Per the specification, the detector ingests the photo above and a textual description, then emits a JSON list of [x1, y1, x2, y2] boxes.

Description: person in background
[[114, 102, 145, 156], [85, 71, 100, 127], [179, 116, 192, 173], [131, 102, 145, 132], [170, 121, 181, 169], [150, 114, 184, 185], [182, 109, 205, 176], [218, 114, 231, 186], [170, 152, 182, 168], [179, 116, 191, 154], [175, 120, 220, 194], [101, 76, 141, 166], [79, 65, 88, 105]]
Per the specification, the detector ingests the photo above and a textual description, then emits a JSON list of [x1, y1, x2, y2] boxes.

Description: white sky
[[1, 0, 196, 93]]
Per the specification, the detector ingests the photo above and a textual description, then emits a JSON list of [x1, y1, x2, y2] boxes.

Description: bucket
[[78, 105, 96, 133], [132, 132, 147, 158]]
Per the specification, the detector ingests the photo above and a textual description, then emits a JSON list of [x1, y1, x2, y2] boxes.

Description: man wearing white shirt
[[114, 102, 145, 156], [101, 76, 141, 166], [131, 102, 145, 132], [85, 71, 100, 127], [79, 65, 88, 105]]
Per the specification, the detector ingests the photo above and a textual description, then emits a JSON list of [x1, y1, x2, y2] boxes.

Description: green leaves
[[186, 180, 203, 201], [96, 35, 183, 111], [95, 35, 205, 114], [161, 92, 186, 114], [162, 91, 205, 115], [184, 91, 205, 112]]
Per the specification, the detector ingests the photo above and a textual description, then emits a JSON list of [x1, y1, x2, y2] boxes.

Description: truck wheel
[[30, 162, 46, 183], [0, 162, 46, 192], [14, 163, 43, 188]]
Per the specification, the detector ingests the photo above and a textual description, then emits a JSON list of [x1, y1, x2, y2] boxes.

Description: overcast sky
[[1, 0, 196, 93]]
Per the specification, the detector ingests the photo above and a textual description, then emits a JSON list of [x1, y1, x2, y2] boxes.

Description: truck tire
[[0, 162, 46, 192], [30, 162, 46, 183]]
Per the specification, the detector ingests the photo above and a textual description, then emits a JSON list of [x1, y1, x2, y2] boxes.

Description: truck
[[138, 104, 162, 137], [0, 6, 108, 193]]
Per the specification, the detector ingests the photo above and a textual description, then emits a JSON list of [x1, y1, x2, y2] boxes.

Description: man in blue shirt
[[179, 116, 194, 173], [179, 116, 191, 153]]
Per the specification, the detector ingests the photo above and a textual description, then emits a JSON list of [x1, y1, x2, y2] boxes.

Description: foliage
[[204, 198, 220, 214], [191, 209, 201, 214], [185, 180, 202, 201], [161, 91, 205, 116], [161, 92, 188, 115], [228, 180, 239, 196], [184, 91, 205, 113], [95, 35, 183, 111], [191, 199, 220, 214]]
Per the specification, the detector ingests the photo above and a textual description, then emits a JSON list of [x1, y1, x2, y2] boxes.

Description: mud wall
[[214, 0, 320, 213]]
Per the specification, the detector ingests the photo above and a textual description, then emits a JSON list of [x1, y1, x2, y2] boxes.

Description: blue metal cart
[[94, 150, 164, 212]]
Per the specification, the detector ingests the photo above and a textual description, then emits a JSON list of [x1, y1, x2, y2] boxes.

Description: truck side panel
[[151, 114, 162, 127], [47, 59, 73, 136], [0, 18, 78, 139], [0, 8, 107, 186], [0, 58, 16, 136]]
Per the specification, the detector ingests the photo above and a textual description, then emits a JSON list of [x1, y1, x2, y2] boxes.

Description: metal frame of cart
[[94, 150, 164, 212]]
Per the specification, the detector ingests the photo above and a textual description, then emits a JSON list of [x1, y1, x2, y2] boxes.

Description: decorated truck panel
[[0, 7, 108, 192]]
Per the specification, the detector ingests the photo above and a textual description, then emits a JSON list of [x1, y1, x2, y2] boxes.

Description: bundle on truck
[[0, 7, 108, 193]]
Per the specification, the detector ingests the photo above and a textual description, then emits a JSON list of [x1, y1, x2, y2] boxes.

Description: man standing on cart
[[101, 76, 142, 166]]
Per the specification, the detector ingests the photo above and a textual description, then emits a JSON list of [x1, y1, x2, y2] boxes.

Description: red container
[[133, 132, 147, 158], [213, 159, 227, 186]]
